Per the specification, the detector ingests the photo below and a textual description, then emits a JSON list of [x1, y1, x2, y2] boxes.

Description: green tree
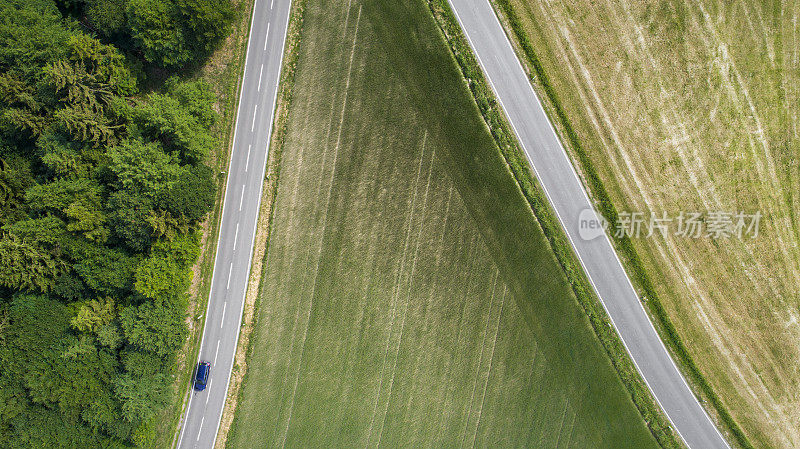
[[2, 215, 68, 251], [0, 0, 72, 76], [126, 0, 234, 68], [126, 0, 185, 67], [84, 0, 129, 37], [25, 177, 98, 212], [3, 294, 70, 407], [71, 296, 118, 334], [0, 233, 65, 292], [0, 156, 34, 226], [134, 232, 199, 302], [52, 34, 137, 99], [65, 197, 109, 242], [160, 163, 216, 224], [175, 0, 235, 56], [38, 132, 97, 179], [119, 297, 186, 358], [0, 0, 231, 445], [25, 177, 109, 242], [3, 405, 125, 449], [68, 240, 137, 296], [107, 188, 155, 252], [165, 77, 217, 129], [126, 81, 217, 164], [146, 208, 188, 240], [108, 138, 180, 195], [134, 254, 185, 301], [113, 370, 168, 423], [53, 103, 119, 146]]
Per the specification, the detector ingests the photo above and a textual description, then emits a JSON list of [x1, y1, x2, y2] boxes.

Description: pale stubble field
[[496, 0, 800, 447]]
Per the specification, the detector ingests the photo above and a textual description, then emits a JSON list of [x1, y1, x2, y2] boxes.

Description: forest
[[0, 0, 234, 446]]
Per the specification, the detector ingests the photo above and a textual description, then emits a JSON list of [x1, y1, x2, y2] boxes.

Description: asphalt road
[[446, 1, 731, 448], [175, 0, 291, 447]]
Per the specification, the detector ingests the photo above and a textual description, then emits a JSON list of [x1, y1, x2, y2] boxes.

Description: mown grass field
[[226, 0, 660, 447], [492, 0, 800, 447]]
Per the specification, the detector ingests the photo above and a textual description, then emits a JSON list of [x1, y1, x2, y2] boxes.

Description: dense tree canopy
[[61, 0, 235, 68], [0, 0, 228, 446]]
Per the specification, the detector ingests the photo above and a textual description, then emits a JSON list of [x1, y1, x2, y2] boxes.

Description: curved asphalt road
[[445, 1, 730, 448], [175, 0, 291, 447]]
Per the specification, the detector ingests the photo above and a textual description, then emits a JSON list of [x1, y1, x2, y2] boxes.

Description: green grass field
[[227, 0, 659, 447]]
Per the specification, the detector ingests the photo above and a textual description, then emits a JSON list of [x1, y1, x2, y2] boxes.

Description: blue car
[[194, 361, 211, 391]]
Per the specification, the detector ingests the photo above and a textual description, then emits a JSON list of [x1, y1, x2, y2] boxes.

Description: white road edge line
[[175, 0, 263, 446], [447, 2, 730, 448], [208, 2, 293, 447]]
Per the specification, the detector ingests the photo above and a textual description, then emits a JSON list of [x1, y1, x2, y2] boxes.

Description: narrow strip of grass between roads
[[219, 0, 307, 447], [161, 1, 258, 447], [482, 2, 753, 448], [424, 1, 703, 448]]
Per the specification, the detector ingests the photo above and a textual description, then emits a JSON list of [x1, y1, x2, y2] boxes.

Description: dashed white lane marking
[[271, 0, 274, 9], [239, 185, 246, 210], [258, 64, 264, 91], [251, 104, 258, 131], [233, 223, 240, 251], [227, 263, 233, 289], [205, 383, 211, 404], [197, 417, 204, 440], [264, 23, 270, 51], [245, 144, 251, 172], [214, 340, 221, 365], [220, 302, 227, 329]]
